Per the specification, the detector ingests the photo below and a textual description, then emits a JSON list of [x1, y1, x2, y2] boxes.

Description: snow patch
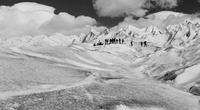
[[175, 63, 200, 86], [115, 104, 164, 110]]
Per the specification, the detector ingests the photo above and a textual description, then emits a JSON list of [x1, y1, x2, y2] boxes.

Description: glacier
[[0, 11, 200, 110]]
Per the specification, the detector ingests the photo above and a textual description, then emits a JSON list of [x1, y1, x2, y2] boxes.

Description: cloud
[[93, 0, 147, 17], [13, 2, 55, 13], [39, 13, 96, 35], [0, 2, 97, 39], [93, 0, 180, 17]]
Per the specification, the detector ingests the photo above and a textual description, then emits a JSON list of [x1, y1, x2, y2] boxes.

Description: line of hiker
[[105, 38, 124, 45], [93, 38, 124, 46], [130, 41, 147, 47], [140, 41, 147, 47], [93, 40, 103, 46], [94, 39, 147, 47]]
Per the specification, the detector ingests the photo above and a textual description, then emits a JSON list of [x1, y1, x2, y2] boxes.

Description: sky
[[0, 0, 199, 27], [0, 0, 199, 38], [0, 0, 124, 27]]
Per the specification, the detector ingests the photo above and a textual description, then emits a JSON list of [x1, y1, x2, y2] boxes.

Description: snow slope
[[1, 11, 200, 109]]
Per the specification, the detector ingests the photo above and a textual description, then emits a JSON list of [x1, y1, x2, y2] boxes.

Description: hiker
[[131, 41, 133, 46], [97, 40, 101, 46], [105, 39, 108, 45], [119, 38, 121, 44], [122, 39, 124, 44], [144, 41, 147, 47], [140, 42, 143, 47], [107, 39, 110, 45], [99, 42, 103, 45], [116, 39, 118, 44]]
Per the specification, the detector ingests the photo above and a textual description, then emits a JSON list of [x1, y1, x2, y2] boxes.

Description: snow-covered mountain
[[80, 16, 200, 97], [80, 17, 200, 48], [81, 28, 100, 43]]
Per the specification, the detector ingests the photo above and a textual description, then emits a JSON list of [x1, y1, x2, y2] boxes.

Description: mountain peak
[[100, 29, 110, 35], [145, 26, 162, 35], [90, 28, 100, 35]]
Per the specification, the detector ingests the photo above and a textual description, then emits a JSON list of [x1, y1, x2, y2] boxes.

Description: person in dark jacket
[[122, 39, 124, 44], [131, 41, 133, 46], [140, 42, 143, 47], [119, 38, 121, 44], [144, 41, 147, 47]]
